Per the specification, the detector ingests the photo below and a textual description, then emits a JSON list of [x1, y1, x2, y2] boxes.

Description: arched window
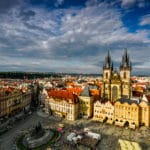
[[124, 72, 126, 79], [105, 72, 108, 79], [112, 86, 118, 102]]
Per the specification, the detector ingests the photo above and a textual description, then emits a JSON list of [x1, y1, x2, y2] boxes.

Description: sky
[[0, 0, 150, 75]]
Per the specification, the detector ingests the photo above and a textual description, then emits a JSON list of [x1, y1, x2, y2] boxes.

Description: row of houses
[[93, 97, 150, 128], [0, 87, 32, 118], [44, 50, 150, 129], [44, 86, 150, 128]]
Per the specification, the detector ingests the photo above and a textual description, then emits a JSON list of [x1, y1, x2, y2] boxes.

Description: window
[[124, 72, 126, 79], [112, 86, 118, 102], [105, 72, 108, 79]]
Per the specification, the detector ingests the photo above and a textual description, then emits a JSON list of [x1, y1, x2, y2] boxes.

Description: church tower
[[120, 49, 131, 98], [102, 49, 132, 102], [102, 50, 113, 100]]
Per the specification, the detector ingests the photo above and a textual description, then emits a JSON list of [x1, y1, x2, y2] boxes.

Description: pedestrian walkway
[[37, 109, 49, 118]]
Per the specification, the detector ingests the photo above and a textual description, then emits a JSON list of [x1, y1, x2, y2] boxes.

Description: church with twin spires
[[44, 48, 150, 127], [102, 49, 132, 102]]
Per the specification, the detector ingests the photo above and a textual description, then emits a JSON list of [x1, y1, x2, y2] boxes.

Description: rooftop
[[47, 87, 82, 104], [118, 98, 139, 105], [80, 85, 98, 97]]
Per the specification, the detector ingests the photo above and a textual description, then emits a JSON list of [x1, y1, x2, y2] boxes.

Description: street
[[0, 111, 48, 150], [0, 110, 150, 150]]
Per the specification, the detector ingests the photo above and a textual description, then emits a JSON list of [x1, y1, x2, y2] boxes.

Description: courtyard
[[0, 108, 150, 150]]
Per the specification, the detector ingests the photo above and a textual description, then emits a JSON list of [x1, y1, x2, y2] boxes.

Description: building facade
[[114, 98, 150, 128], [45, 88, 82, 121], [139, 100, 150, 127], [102, 49, 131, 102], [114, 99, 139, 128], [93, 100, 114, 124], [94, 49, 150, 128], [42, 49, 150, 128], [78, 86, 94, 118], [0, 88, 32, 117], [45, 97, 79, 121]]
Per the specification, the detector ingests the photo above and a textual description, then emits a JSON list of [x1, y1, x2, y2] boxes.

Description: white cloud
[[121, 0, 148, 8], [45, 3, 150, 55], [140, 14, 150, 25], [121, 0, 136, 8], [55, 0, 64, 7], [0, 2, 149, 74]]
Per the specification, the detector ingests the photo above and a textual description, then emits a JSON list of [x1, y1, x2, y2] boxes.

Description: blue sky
[[0, 0, 150, 74]]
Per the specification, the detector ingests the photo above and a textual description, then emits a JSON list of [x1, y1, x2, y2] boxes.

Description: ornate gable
[[111, 70, 121, 84]]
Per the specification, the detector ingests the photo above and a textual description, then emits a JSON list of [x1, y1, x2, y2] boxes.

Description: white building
[[93, 100, 114, 124]]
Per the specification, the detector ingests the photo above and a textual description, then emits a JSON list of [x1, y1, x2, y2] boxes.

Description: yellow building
[[97, 49, 150, 128], [45, 88, 81, 121], [43, 49, 150, 127], [93, 100, 114, 124], [102, 49, 131, 102], [93, 97, 150, 128], [114, 99, 139, 128], [139, 99, 150, 127], [45, 97, 79, 121], [78, 86, 96, 118], [114, 99, 150, 128], [0, 88, 32, 117]]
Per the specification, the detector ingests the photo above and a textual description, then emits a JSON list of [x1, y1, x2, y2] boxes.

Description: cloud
[[55, 0, 65, 7], [86, 0, 99, 6], [44, 3, 150, 61], [19, 10, 35, 21], [120, 0, 149, 9], [121, 0, 136, 8], [0, 0, 21, 13], [140, 14, 150, 26], [0, 1, 149, 74]]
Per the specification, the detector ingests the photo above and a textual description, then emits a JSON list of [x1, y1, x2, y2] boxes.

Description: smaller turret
[[103, 50, 113, 69], [120, 48, 131, 70]]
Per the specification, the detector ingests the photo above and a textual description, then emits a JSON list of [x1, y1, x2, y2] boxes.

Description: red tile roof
[[47, 88, 82, 104], [90, 89, 101, 101]]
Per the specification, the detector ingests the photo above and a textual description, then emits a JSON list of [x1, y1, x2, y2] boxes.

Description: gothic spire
[[120, 48, 131, 70], [103, 50, 112, 69], [111, 62, 113, 71]]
